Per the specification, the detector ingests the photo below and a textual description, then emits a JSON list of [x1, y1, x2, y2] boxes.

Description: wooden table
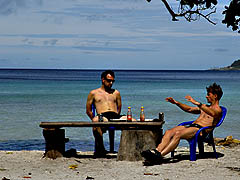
[[40, 121, 164, 129], [39, 120, 165, 160]]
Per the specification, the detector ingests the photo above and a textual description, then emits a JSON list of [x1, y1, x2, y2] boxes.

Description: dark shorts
[[184, 123, 203, 129], [184, 123, 208, 137], [98, 111, 122, 121], [97, 111, 121, 133]]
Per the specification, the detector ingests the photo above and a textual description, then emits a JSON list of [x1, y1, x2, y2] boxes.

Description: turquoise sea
[[0, 69, 239, 151]]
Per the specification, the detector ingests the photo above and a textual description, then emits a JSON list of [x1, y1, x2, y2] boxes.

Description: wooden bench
[[40, 118, 164, 160]]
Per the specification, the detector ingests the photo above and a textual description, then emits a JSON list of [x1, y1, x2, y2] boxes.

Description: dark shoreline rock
[[211, 59, 240, 71]]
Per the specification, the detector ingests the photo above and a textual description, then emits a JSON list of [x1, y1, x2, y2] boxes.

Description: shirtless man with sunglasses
[[86, 70, 126, 156]]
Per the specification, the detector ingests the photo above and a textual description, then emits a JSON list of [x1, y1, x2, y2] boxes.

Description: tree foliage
[[146, 0, 240, 33], [222, 0, 240, 33]]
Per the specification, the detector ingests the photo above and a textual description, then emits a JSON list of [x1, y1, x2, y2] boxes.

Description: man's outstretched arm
[[166, 97, 200, 114], [185, 95, 221, 118]]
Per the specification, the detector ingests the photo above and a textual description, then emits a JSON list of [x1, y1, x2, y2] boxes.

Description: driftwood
[[117, 129, 163, 161], [215, 136, 240, 147]]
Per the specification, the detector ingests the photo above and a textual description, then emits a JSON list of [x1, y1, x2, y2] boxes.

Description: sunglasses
[[105, 79, 115, 83]]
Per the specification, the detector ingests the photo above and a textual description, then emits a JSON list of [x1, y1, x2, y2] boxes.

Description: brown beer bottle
[[127, 107, 132, 122], [140, 106, 145, 122]]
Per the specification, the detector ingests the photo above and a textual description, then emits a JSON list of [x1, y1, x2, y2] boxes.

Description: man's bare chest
[[94, 93, 116, 103], [198, 111, 214, 123]]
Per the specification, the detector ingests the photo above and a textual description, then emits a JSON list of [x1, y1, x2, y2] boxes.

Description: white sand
[[0, 145, 239, 180]]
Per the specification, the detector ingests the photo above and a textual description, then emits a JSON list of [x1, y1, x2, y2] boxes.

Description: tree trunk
[[117, 129, 162, 161], [43, 128, 65, 159]]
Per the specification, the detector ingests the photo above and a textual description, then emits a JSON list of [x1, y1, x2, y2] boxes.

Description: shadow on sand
[[63, 148, 225, 165], [143, 151, 224, 166], [64, 148, 117, 159]]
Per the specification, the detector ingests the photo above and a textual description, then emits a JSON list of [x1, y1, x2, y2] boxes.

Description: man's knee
[[173, 130, 182, 139], [92, 116, 108, 122], [165, 128, 176, 136], [164, 129, 171, 135], [93, 127, 102, 134], [93, 127, 107, 135], [92, 116, 99, 122]]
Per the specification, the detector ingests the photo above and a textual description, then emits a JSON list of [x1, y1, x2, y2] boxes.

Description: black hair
[[206, 83, 223, 100], [101, 70, 115, 79]]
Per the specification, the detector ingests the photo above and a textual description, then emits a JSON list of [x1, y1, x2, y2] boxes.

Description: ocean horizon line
[[0, 68, 231, 72]]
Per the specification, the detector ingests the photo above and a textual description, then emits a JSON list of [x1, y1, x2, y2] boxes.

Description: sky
[[0, 0, 239, 70]]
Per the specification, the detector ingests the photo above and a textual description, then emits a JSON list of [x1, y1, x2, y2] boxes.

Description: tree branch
[[176, 8, 217, 25], [161, 0, 178, 21], [160, 0, 217, 25]]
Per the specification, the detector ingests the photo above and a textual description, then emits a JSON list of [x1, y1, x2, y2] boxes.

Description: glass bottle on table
[[140, 106, 145, 122], [127, 106, 132, 122]]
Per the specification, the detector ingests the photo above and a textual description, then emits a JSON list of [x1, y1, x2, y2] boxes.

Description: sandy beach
[[0, 143, 239, 180]]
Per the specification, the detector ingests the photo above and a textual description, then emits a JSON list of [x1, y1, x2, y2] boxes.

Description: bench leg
[[43, 128, 65, 159]]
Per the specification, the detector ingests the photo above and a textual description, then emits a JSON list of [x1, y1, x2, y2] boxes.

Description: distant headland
[[211, 59, 240, 70]]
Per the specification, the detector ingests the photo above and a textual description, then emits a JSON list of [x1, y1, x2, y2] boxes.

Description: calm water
[[0, 69, 239, 151]]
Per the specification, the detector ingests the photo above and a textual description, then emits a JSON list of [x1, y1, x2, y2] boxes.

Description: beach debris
[[2, 177, 10, 180], [86, 176, 94, 179], [68, 164, 78, 169], [75, 159, 82, 163], [0, 168, 7, 171], [23, 176, 31, 178], [215, 136, 240, 147], [225, 167, 240, 174], [6, 152, 13, 154], [144, 173, 159, 176]]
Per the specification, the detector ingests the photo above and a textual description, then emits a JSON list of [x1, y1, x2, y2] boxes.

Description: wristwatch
[[197, 102, 202, 108]]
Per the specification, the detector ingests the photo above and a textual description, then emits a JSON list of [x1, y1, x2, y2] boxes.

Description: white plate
[[109, 119, 154, 122], [136, 119, 153, 122], [109, 119, 127, 122]]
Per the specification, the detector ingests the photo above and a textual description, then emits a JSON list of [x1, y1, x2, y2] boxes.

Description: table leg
[[117, 129, 162, 161]]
